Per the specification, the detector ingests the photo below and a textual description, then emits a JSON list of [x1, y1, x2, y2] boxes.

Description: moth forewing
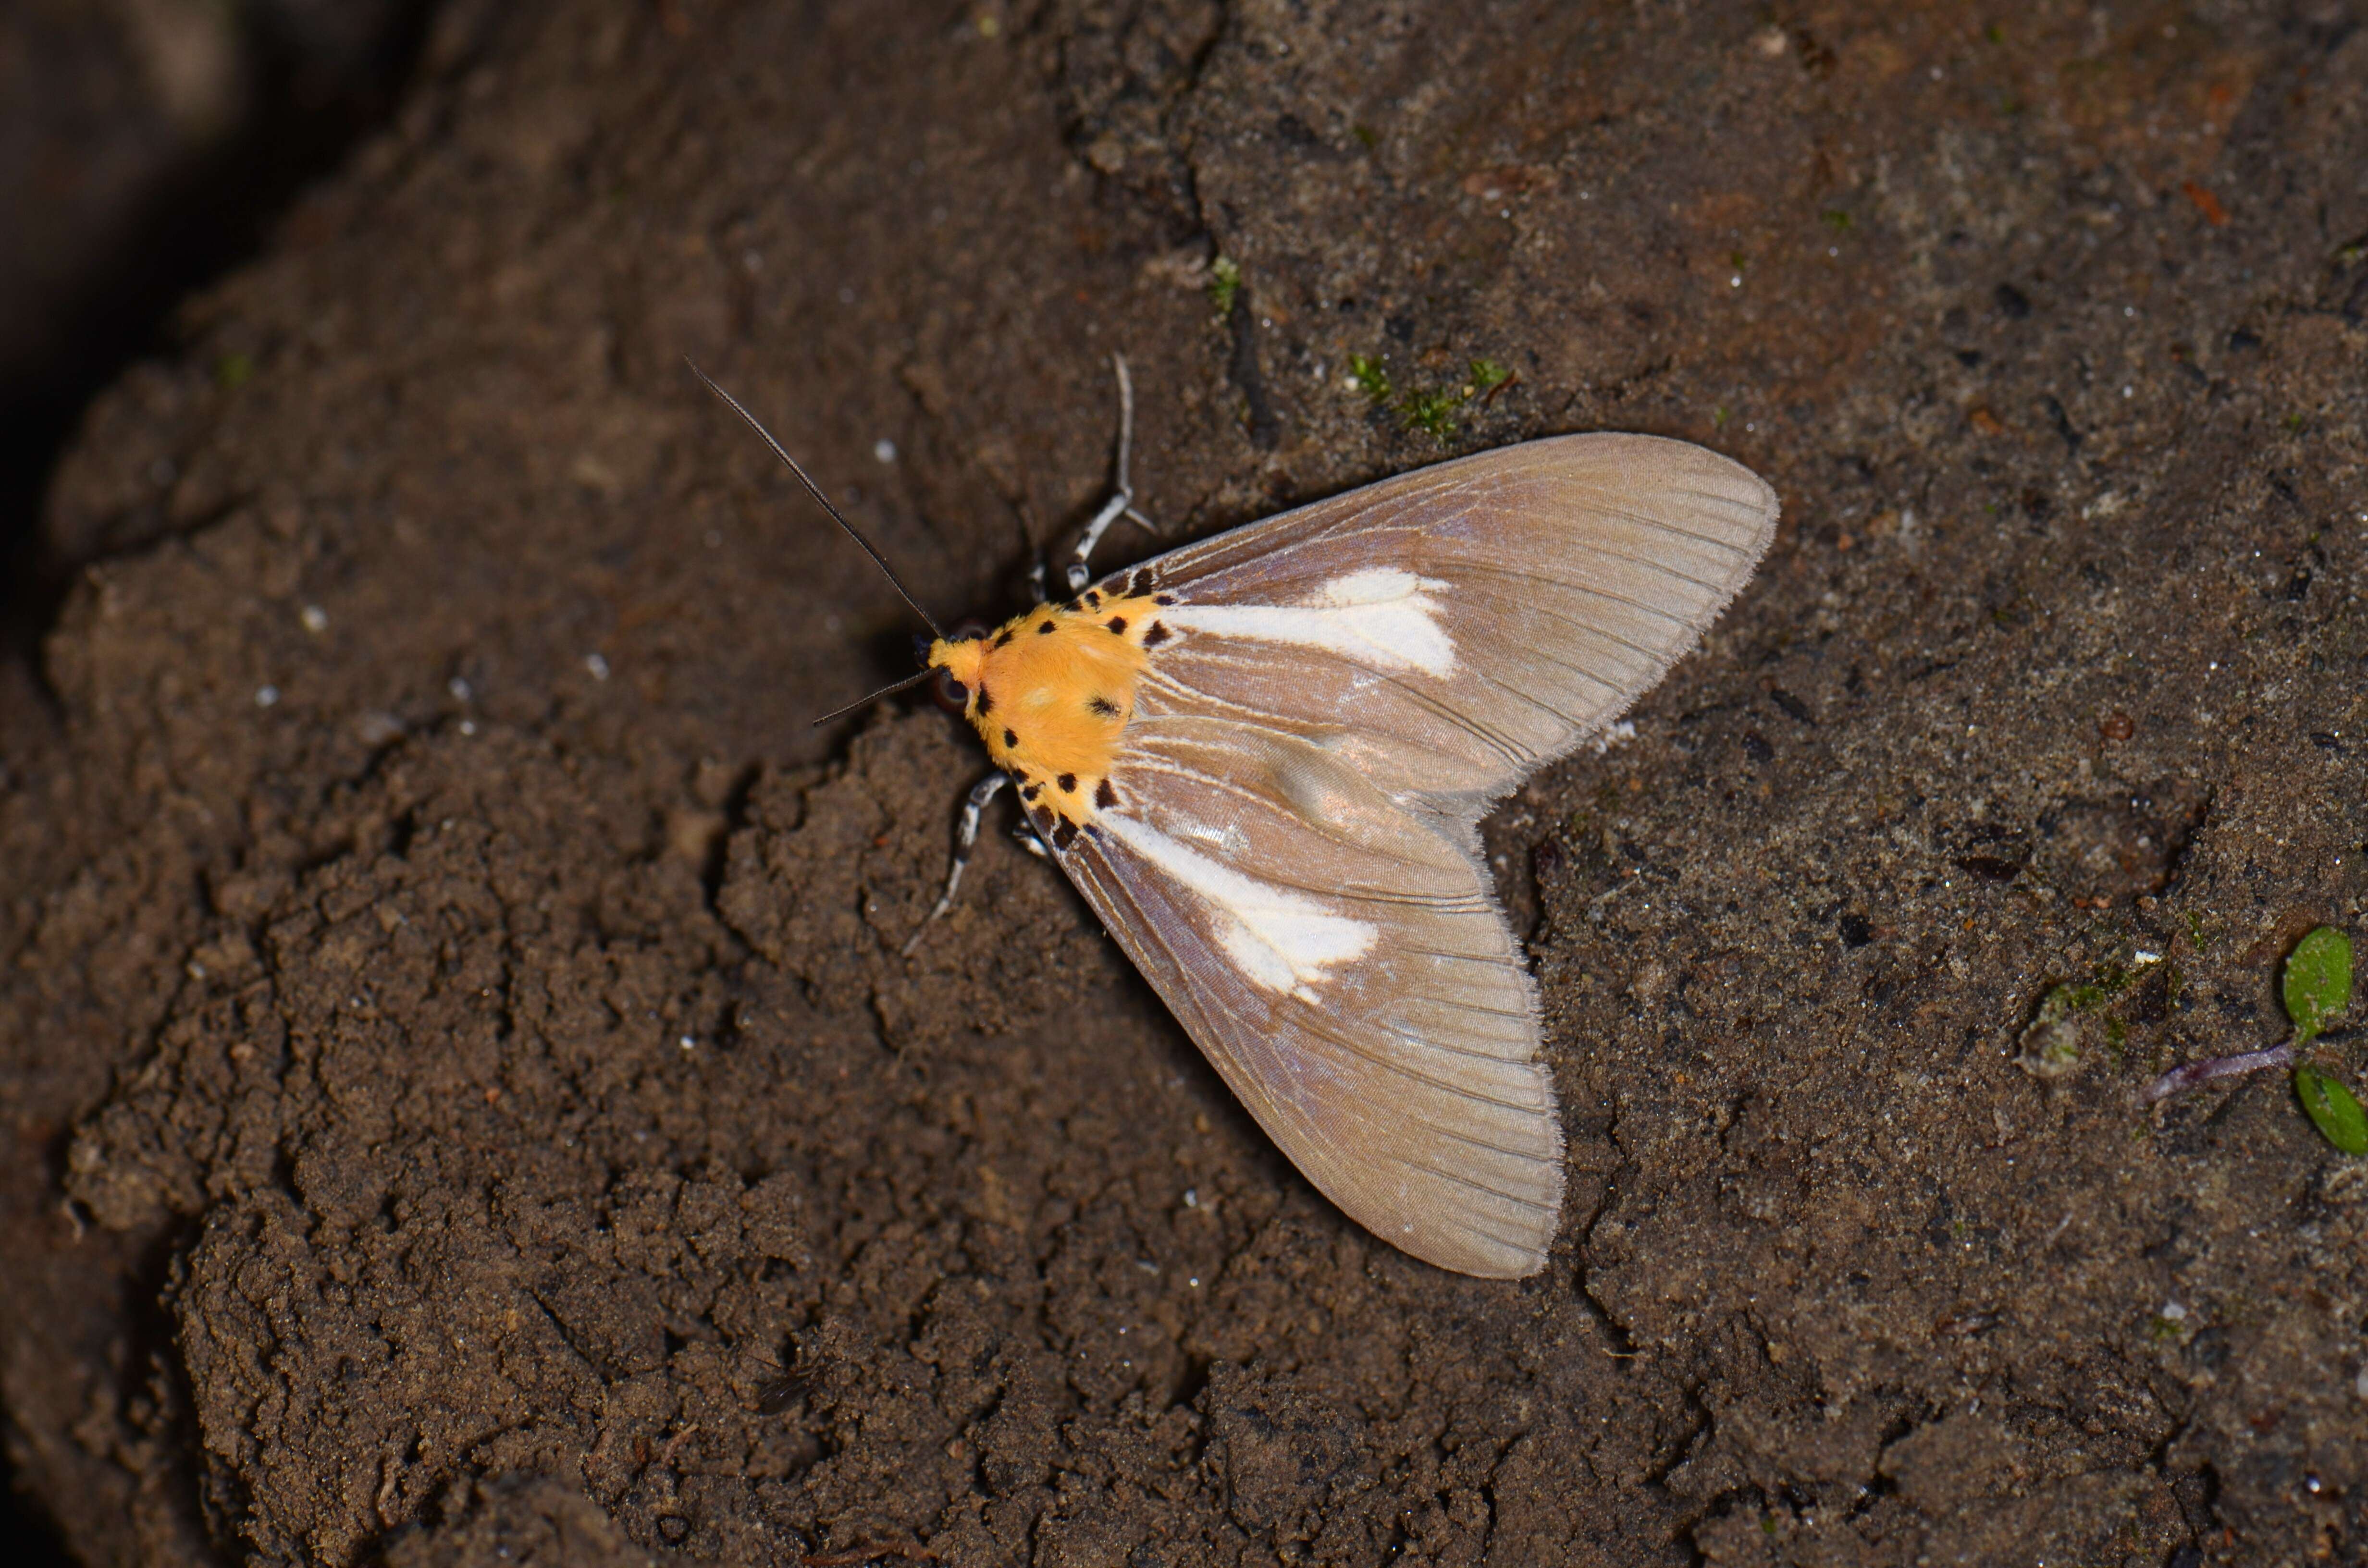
[[1119, 434, 1778, 806]]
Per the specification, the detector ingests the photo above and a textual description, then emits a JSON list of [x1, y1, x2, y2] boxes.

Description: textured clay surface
[[3, 2, 2366, 1565]]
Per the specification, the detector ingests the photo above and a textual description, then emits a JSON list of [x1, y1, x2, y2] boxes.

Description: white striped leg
[[1064, 353, 1162, 595], [901, 772, 1010, 956]]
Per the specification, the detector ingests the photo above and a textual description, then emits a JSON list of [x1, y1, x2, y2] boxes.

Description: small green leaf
[[1208, 256, 1243, 320], [1468, 357, 1510, 392], [1398, 385, 1463, 441], [1348, 354, 1392, 403], [2294, 1065, 2368, 1156], [2283, 926, 2353, 1046]]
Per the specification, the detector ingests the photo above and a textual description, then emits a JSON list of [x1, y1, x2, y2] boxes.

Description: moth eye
[[932, 670, 969, 713], [947, 618, 991, 642]]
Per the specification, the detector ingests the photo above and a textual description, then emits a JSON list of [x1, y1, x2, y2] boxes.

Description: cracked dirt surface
[[3, 1, 2367, 1564]]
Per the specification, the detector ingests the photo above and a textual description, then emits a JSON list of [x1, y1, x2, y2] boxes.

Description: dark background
[[3, 4, 439, 1559]]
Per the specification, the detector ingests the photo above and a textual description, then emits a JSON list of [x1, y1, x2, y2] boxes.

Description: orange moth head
[[927, 629, 989, 698]]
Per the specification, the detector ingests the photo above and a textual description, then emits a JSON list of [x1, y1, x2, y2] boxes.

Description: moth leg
[[901, 772, 1010, 956], [1012, 821, 1051, 859], [1063, 353, 1162, 594]]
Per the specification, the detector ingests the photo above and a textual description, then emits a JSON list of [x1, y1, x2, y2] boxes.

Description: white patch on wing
[[1161, 566, 1455, 675], [1100, 813, 1375, 1000], [1178, 819, 1249, 858]]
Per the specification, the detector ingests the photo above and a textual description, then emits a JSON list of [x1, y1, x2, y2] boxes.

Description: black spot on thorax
[[1087, 695, 1120, 718]]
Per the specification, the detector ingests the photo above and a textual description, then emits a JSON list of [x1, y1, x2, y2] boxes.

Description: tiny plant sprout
[[1208, 256, 1242, 320], [2144, 926, 2358, 1157], [1348, 352, 1517, 442]]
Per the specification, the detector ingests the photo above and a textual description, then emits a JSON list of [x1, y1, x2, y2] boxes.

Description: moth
[[697, 360, 1777, 1278]]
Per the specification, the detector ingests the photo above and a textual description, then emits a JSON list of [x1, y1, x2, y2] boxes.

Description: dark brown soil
[[0, 0, 434, 671], [5, 3, 2367, 1565]]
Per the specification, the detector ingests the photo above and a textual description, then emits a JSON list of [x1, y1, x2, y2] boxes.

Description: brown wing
[[1062, 718, 1562, 1278], [1106, 433, 1777, 813]]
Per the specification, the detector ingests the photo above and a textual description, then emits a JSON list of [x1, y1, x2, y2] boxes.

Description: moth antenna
[[807, 667, 936, 728], [686, 357, 947, 640]]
